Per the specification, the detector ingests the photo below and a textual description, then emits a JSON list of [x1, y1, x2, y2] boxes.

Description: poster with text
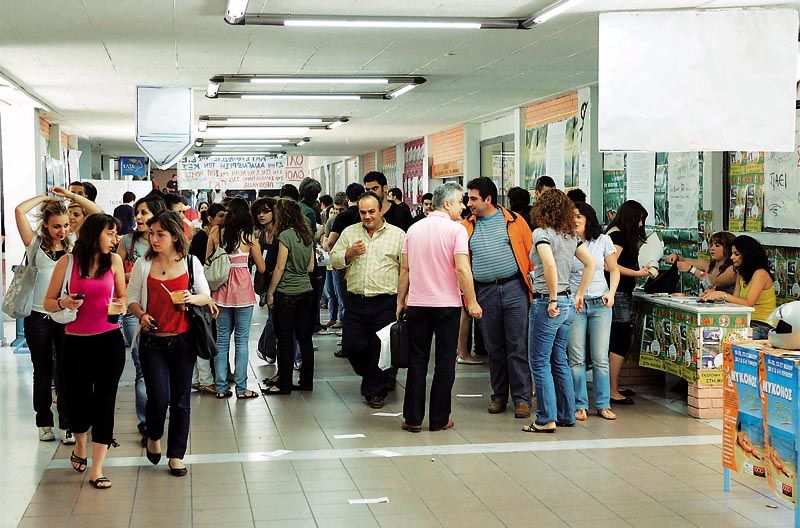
[[745, 152, 765, 232], [177, 156, 286, 189], [625, 152, 656, 224], [666, 153, 701, 228]]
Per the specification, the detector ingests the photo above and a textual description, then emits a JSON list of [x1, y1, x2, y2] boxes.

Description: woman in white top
[[15, 195, 73, 443], [567, 202, 620, 421]]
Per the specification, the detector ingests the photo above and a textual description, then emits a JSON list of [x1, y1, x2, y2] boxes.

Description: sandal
[[597, 408, 617, 420], [575, 409, 588, 421], [456, 355, 484, 365], [199, 385, 216, 395], [522, 423, 556, 433], [237, 390, 260, 399], [88, 476, 112, 489], [263, 375, 279, 386], [70, 451, 87, 473], [215, 390, 232, 399], [260, 386, 291, 395]]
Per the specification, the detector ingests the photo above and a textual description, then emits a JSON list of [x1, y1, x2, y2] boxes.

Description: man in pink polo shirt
[[397, 182, 482, 433]]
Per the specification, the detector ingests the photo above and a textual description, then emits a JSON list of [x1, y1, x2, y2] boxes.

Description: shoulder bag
[[187, 257, 218, 360], [390, 313, 410, 369], [2, 237, 40, 319], [49, 254, 78, 325], [203, 245, 231, 291]]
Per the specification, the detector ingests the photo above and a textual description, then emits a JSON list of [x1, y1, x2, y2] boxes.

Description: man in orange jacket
[[462, 177, 534, 418]]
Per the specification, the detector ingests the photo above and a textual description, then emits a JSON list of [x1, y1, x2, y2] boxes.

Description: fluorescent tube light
[[532, 0, 587, 25], [206, 81, 221, 98], [295, 138, 309, 146], [214, 139, 292, 144], [326, 120, 347, 130], [220, 117, 325, 125], [249, 77, 389, 85], [225, 0, 249, 24], [388, 84, 417, 98], [198, 118, 208, 132], [284, 19, 482, 29], [239, 94, 362, 100]]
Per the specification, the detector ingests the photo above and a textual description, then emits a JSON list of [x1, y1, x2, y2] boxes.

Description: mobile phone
[[72, 293, 85, 300], [150, 318, 159, 329]]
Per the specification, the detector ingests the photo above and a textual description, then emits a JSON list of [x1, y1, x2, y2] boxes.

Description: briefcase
[[390, 314, 410, 368]]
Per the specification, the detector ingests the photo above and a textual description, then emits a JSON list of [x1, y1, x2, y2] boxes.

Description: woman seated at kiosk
[[666, 231, 736, 294]]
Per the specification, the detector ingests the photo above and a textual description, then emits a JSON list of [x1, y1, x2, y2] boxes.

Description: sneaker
[[62, 430, 76, 445], [293, 359, 302, 370], [38, 427, 55, 442]]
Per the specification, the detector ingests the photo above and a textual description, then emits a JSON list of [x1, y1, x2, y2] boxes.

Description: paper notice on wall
[[578, 151, 591, 202], [546, 120, 566, 189], [666, 153, 701, 228], [625, 152, 656, 222], [603, 152, 625, 171], [764, 151, 800, 229]]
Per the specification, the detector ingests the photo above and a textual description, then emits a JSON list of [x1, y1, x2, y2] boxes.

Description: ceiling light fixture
[[197, 115, 349, 130], [248, 77, 389, 85], [229, 14, 521, 29], [225, 0, 250, 25], [206, 81, 220, 98], [213, 139, 293, 144], [388, 84, 417, 99], [198, 117, 208, 132], [206, 76, 424, 100], [325, 117, 349, 130], [522, 0, 587, 27], [295, 138, 310, 146], [240, 93, 364, 101]]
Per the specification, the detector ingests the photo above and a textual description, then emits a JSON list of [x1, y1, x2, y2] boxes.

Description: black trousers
[[64, 330, 125, 445], [342, 293, 397, 399], [24, 311, 69, 429], [273, 291, 315, 390], [140, 332, 195, 459], [402, 306, 460, 428]]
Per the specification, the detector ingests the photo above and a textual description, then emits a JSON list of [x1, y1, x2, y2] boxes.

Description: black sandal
[[88, 476, 112, 489], [70, 451, 87, 473], [522, 423, 556, 433], [237, 390, 260, 399], [260, 386, 291, 395], [216, 390, 233, 399]]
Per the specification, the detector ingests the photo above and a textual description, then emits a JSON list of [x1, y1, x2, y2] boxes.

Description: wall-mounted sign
[[119, 156, 149, 180], [431, 160, 463, 179]]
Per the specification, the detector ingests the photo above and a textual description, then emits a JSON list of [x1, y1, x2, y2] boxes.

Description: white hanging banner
[[177, 155, 298, 189], [136, 86, 194, 169], [599, 9, 798, 152], [764, 110, 800, 230]]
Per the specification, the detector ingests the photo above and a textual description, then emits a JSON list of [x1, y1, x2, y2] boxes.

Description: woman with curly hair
[[701, 235, 775, 339], [523, 190, 595, 433]]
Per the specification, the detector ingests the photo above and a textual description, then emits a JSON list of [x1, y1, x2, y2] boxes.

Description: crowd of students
[[14, 173, 779, 488]]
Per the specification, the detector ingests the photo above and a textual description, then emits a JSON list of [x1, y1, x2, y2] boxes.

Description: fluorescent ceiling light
[[284, 19, 482, 29], [220, 117, 324, 125], [213, 139, 292, 144], [206, 81, 220, 98], [388, 84, 417, 98], [295, 138, 309, 146], [205, 126, 310, 136], [531, 0, 587, 25], [198, 118, 208, 132], [249, 77, 389, 85], [326, 119, 348, 130], [239, 94, 362, 100], [225, 0, 249, 24]]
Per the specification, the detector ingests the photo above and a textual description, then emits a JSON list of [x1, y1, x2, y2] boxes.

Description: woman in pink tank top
[[44, 213, 127, 490]]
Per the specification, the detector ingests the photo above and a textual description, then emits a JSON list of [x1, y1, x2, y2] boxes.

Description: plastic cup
[[107, 298, 124, 324]]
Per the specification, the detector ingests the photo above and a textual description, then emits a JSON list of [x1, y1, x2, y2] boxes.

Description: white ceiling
[[1, 0, 798, 157]]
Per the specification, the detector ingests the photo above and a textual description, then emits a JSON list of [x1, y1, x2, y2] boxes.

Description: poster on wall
[[524, 110, 585, 191], [119, 156, 149, 180], [744, 152, 765, 232], [545, 120, 566, 189], [667, 152, 702, 229], [625, 152, 656, 223], [403, 138, 424, 206], [764, 110, 800, 230]]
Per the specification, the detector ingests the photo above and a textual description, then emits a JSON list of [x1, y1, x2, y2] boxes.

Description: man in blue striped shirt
[[463, 177, 534, 419]]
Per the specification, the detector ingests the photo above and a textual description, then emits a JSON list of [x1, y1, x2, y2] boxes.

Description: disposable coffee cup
[[170, 290, 188, 311]]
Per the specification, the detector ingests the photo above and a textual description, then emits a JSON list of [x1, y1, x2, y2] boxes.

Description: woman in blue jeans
[[524, 190, 595, 433], [567, 202, 620, 422], [206, 198, 266, 399]]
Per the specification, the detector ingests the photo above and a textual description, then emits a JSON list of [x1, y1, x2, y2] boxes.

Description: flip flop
[[522, 423, 556, 433], [260, 386, 291, 395], [70, 451, 87, 473], [215, 390, 233, 399], [88, 476, 112, 489], [457, 356, 484, 365], [237, 390, 260, 399]]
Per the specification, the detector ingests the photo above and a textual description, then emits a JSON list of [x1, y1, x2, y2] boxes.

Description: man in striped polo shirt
[[463, 177, 534, 419]]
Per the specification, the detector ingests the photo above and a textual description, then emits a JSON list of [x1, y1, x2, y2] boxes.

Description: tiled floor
[[1, 309, 795, 528]]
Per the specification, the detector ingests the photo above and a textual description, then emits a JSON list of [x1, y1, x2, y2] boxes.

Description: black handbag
[[390, 313, 410, 368], [643, 263, 680, 294], [187, 257, 218, 360]]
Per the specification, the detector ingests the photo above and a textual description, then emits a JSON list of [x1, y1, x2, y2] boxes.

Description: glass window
[[480, 135, 515, 206]]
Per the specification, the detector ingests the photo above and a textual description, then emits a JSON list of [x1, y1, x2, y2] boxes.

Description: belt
[[532, 290, 571, 299], [475, 273, 520, 286]]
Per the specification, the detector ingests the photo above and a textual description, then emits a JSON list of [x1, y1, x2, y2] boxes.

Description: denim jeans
[[140, 332, 195, 459], [122, 313, 147, 426], [273, 291, 315, 391], [528, 296, 576, 425], [476, 279, 531, 406], [215, 306, 254, 395], [567, 297, 612, 410], [325, 269, 345, 322], [23, 311, 69, 429]]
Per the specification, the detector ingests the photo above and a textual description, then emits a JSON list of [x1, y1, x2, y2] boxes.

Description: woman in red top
[[127, 212, 217, 477]]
